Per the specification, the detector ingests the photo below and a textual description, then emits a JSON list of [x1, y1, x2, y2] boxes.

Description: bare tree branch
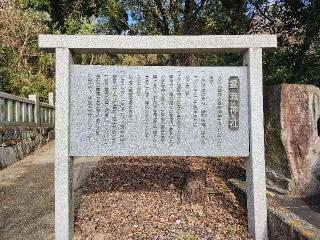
[[184, 0, 191, 21], [154, 0, 170, 34], [135, 0, 170, 34], [252, 2, 275, 24], [183, 0, 192, 34], [194, 0, 207, 16]]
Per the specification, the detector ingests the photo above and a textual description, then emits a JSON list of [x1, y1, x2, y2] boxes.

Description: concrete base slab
[[228, 178, 320, 240], [275, 195, 320, 229]]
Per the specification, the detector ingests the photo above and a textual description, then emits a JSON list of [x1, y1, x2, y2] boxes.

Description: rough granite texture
[[39, 34, 277, 54], [244, 48, 268, 240], [264, 84, 320, 196], [39, 35, 277, 240], [70, 65, 249, 157], [54, 48, 74, 240], [0, 126, 54, 169]]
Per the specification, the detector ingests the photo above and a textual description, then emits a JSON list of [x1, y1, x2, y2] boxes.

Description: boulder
[[264, 84, 320, 196]]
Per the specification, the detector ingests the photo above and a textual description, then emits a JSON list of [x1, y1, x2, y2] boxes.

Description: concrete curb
[[228, 178, 320, 240]]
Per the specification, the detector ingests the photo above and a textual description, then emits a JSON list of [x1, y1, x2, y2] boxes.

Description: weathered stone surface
[[40, 35, 277, 240], [70, 65, 249, 157], [264, 84, 320, 195], [0, 126, 54, 169], [39, 35, 277, 54], [228, 178, 320, 240]]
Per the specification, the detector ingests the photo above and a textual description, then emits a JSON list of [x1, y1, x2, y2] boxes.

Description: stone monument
[[39, 34, 277, 240]]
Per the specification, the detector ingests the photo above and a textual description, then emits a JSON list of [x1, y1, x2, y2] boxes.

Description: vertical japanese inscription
[[87, 74, 93, 141], [160, 76, 166, 143], [103, 75, 110, 145], [120, 73, 126, 143], [192, 76, 199, 127], [95, 74, 101, 136], [128, 75, 133, 119], [111, 75, 118, 144], [176, 72, 182, 144], [200, 74, 207, 145], [168, 75, 174, 146], [216, 76, 223, 147], [74, 66, 248, 157], [144, 75, 150, 139], [228, 76, 240, 130], [152, 75, 158, 142]]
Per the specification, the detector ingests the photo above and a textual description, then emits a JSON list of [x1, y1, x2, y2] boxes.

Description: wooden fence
[[0, 92, 55, 127]]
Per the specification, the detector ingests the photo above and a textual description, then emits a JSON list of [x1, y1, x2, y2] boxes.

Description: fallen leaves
[[74, 157, 252, 240]]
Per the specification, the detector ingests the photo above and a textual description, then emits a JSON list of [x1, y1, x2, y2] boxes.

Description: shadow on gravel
[[82, 156, 191, 194], [83, 156, 247, 195], [0, 155, 100, 240], [79, 156, 248, 223], [207, 157, 246, 181]]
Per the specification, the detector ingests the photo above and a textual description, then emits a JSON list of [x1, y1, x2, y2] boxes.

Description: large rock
[[264, 84, 320, 196]]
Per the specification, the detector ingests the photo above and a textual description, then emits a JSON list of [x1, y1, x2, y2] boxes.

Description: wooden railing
[[0, 92, 55, 127]]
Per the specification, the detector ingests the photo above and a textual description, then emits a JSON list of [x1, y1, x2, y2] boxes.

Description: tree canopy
[[0, 0, 319, 100]]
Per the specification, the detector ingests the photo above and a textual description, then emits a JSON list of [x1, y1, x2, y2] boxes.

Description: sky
[[127, 10, 136, 26]]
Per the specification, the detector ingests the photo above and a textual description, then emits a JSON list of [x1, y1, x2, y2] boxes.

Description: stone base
[[228, 178, 320, 240], [0, 126, 54, 169], [264, 84, 320, 196]]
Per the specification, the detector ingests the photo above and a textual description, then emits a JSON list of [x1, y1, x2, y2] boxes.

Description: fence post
[[48, 92, 54, 126], [21, 103, 28, 122], [28, 104, 34, 123], [0, 98, 5, 122], [49, 92, 54, 105], [29, 95, 40, 126], [14, 101, 21, 122], [40, 107, 44, 125], [6, 100, 14, 122]]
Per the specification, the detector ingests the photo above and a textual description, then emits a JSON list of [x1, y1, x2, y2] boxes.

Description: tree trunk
[[183, 158, 207, 204]]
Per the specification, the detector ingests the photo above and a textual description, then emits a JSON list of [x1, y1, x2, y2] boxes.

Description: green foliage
[[43, 0, 128, 33], [126, 0, 250, 66], [249, 0, 320, 87], [0, 7, 54, 101], [63, 15, 97, 34], [0, 0, 319, 99], [127, 0, 250, 35]]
